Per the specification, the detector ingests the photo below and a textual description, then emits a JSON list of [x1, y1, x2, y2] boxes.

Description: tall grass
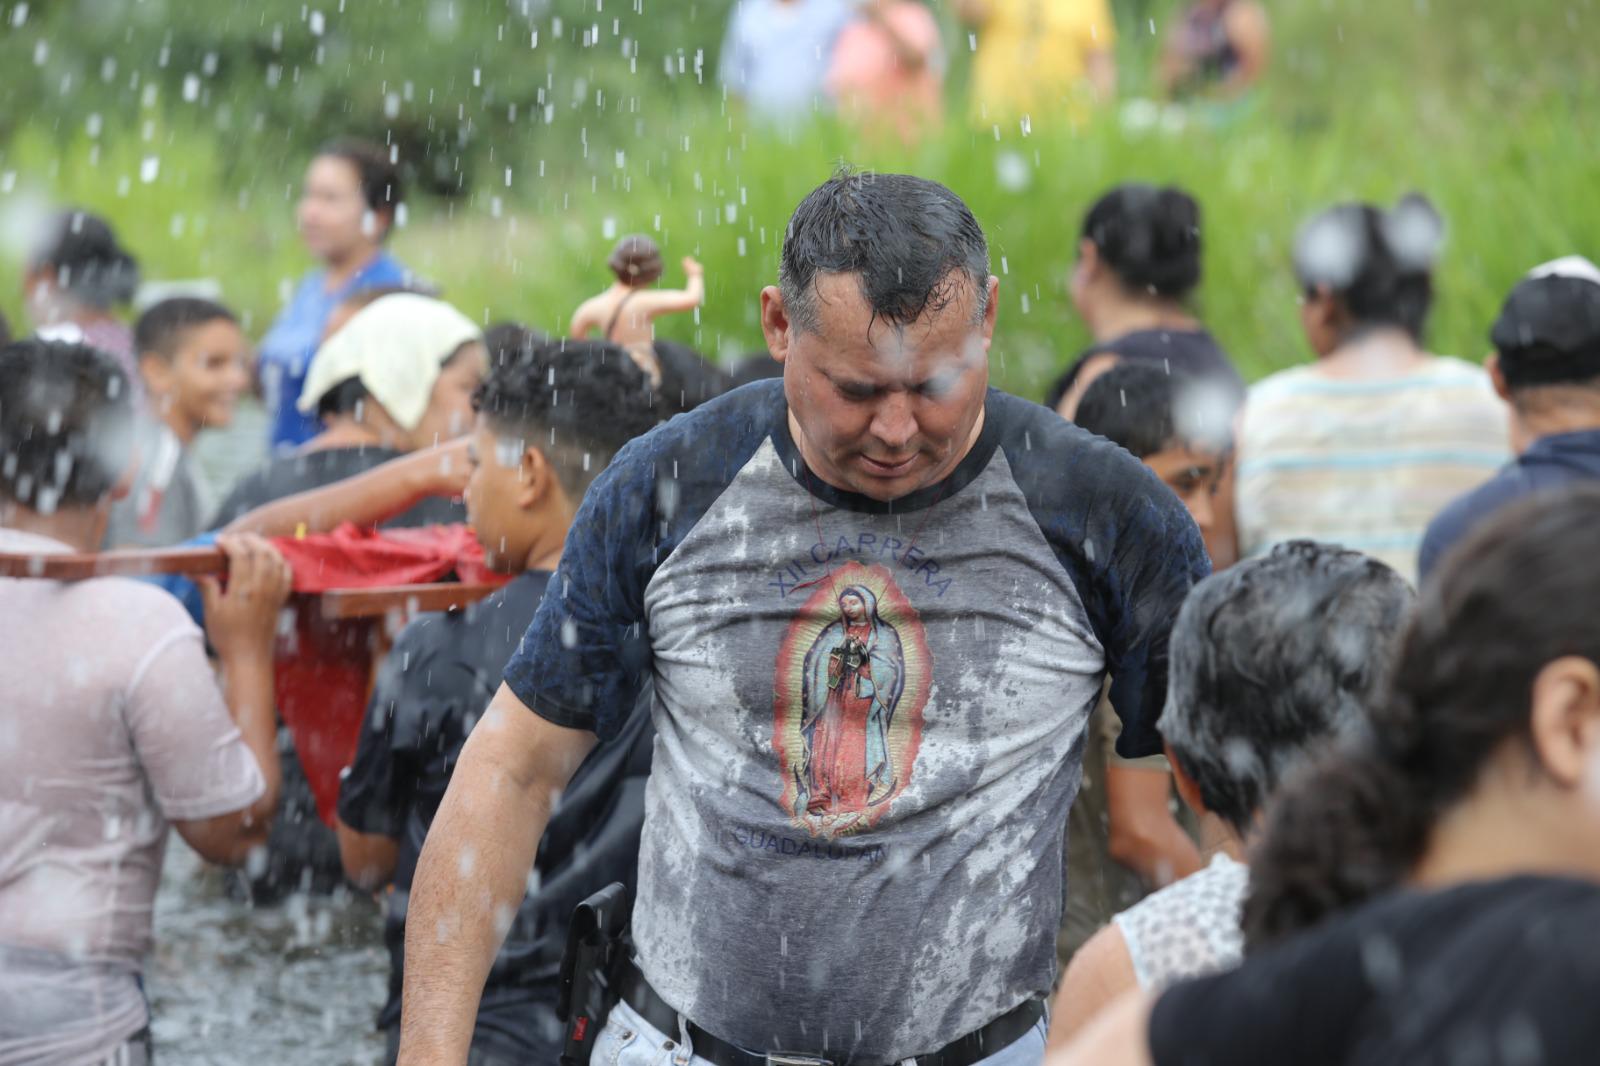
[[0, 0, 1594, 398]]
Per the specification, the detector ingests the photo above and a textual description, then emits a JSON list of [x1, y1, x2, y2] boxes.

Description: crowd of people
[[2, 128, 1600, 1066], [719, 0, 1270, 137]]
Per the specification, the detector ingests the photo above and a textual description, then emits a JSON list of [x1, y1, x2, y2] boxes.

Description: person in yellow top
[[957, 0, 1117, 128]]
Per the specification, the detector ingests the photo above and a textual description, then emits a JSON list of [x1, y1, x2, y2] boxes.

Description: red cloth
[[266, 524, 511, 823]]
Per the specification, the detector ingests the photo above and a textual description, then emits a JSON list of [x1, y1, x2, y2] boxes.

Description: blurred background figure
[[105, 298, 249, 548], [1420, 256, 1600, 580], [718, 0, 854, 126], [258, 138, 410, 452], [1161, 0, 1270, 100], [570, 234, 705, 386], [1048, 183, 1244, 564], [958, 0, 1116, 129], [24, 208, 142, 392], [826, 0, 945, 145], [1235, 194, 1509, 584]]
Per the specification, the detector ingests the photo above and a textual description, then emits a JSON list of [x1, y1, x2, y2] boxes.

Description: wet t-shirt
[[0, 528, 264, 1063], [502, 380, 1208, 1062]]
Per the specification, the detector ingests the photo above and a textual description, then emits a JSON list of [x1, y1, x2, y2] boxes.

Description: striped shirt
[[1236, 357, 1510, 584]]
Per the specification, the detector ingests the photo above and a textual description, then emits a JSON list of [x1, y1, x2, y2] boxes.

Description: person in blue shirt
[[258, 138, 411, 451], [1419, 257, 1600, 582]]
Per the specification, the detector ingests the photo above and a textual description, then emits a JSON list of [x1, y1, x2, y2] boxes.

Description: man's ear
[[1528, 656, 1600, 789], [516, 444, 554, 510], [761, 286, 793, 365], [981, 275, 1000, 351]]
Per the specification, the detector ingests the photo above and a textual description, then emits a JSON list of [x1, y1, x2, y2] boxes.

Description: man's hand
[[404, 437, 473, 500], [683, 255, 705, 278], [200, 534, 293, 659]]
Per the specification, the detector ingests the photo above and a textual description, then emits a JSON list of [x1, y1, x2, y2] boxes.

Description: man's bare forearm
[[397, 698, 596, 1063]]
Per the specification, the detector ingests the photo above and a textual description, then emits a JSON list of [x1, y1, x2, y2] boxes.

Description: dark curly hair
[[0, 339, 136, 511], [471, 337, 661, 498], [31, 210, 140, 309], [1242, 487, 1600, 952]]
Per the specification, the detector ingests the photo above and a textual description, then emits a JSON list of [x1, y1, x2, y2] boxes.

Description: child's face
[[1143, 442, 1226, 535], [164, 319, 250, 431]]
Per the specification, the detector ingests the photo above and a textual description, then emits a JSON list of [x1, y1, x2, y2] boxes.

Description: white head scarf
[[297, 293, 482, 431]]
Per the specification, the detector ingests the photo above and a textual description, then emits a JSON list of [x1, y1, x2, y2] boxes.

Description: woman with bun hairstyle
[[1051, 488, 1600, 1066], [23, 209, 142, 393], [1234, 194, 1509, 585], [1047, 184, 1244, 420], [1048, 183, 1245, 567]]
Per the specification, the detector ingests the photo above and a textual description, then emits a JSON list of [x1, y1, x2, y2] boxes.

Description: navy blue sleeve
[[996, 392, 1211, 759], [502, 381, 782, 740], [1418, 474, 1512, 585]]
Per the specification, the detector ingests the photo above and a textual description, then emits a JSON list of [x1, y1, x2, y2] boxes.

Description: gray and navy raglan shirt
[[504, 379, 1208, 1063]]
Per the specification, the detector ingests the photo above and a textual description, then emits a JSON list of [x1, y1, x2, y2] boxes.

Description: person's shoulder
[[69, 575, 203, 643]]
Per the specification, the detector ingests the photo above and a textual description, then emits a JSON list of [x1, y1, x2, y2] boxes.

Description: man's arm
[[634, 257, 707, 317], [223, 439, 470, 537], [397, 684, 598, 1065]]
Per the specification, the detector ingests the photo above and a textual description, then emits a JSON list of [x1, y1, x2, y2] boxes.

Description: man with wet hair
[[0, 339, 292, 1065], [398, 171, 1209, 1066]]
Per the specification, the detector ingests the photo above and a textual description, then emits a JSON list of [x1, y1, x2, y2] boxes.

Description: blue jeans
[[591, 1000, 1047, 1066]]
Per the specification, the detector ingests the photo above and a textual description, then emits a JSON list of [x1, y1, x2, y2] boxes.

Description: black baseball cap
[[1492, 257, 1600, 389]]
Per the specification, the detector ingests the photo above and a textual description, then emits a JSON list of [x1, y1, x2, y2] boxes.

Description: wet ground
[[147, 840, 390, 1065]]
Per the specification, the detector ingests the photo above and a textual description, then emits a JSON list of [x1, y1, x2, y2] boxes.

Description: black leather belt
[[618, 959, 1045, 1066]]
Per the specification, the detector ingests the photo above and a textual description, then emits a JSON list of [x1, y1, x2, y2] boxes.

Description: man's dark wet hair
[[135, 297, 237, 361], [0, 339, 136, 511], [472, 338, 661, 498], [1160, 541, 1413, 836], [316, 138, 403, 237], [779, 170, 990, 334], [30, 210, 140, 309], [483, 321, 553, 366], [1081, 183, 1203, 300], [1293, 194, 1443, 343], [1073, 362, 1229, 460], [1243, 488, 1600, 952]]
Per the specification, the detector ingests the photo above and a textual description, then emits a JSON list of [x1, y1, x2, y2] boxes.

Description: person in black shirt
[[1049, 487, 1600, 1066], [210, 294, 485, 902], [334, 338, 663, 1065]]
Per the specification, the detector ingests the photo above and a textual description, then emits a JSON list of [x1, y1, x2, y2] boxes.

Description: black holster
[[556, 882, 632, 1066]]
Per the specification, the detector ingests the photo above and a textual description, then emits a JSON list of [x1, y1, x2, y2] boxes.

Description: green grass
[[0, 0, 1596, 400]]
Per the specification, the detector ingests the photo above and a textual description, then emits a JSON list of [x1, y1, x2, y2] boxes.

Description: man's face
[[152, 318, 250, 432], [1143, 443, 1226, 535], [464, 418, 534, 573], [764, 271, 997, 502], [298, 155, 382, 262]]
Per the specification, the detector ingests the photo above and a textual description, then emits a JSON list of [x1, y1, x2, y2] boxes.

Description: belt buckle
[[765, 1055, 834, 1066]]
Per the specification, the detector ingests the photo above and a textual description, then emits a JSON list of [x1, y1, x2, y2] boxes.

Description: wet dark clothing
[[209, 443, 467, 903], [337, 570, 654, 1062], [1045, 328, 1245, 414], [1150, 876, 1600, 1066], [1420, 429, 1600, 581]]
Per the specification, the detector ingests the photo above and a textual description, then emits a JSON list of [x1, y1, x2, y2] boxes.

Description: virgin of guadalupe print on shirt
[[773, 561, 932, 838]]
